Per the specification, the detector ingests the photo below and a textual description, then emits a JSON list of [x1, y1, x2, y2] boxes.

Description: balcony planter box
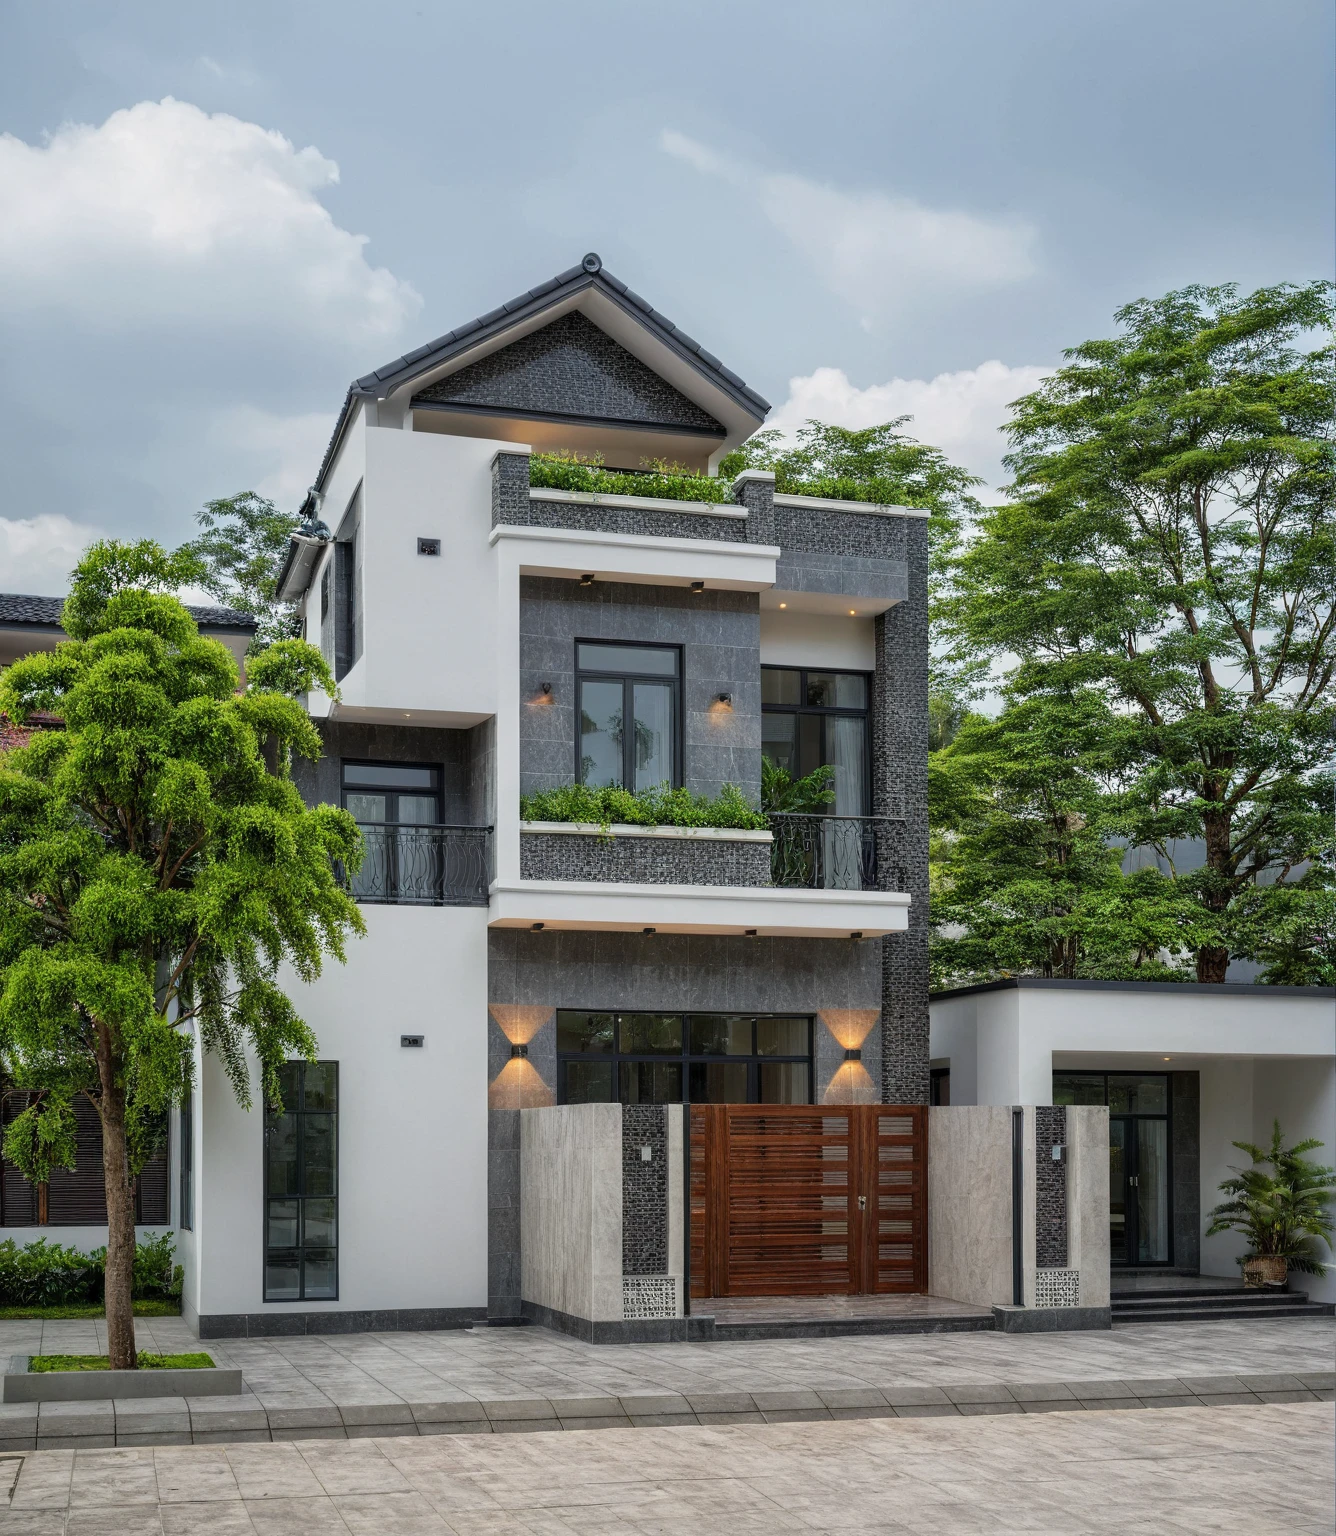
[[519, 822, 771, 887], [4, 1355, 243, 1402]]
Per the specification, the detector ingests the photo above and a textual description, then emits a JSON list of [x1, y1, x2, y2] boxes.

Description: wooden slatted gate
[[689, 1104, 927, 1298]]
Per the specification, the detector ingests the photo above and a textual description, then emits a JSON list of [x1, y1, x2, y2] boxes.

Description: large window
[[343, 762, 442, 904], [264, 1061, 338, 1302], [762, 667, 870, 815], [577, 643, 681, 791], [557, 1013, 812, 1106]]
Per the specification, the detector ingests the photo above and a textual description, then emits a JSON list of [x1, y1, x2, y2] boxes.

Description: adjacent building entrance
[[689, 1104, 927, 1298], [1055, 1072, 1171, 1267]]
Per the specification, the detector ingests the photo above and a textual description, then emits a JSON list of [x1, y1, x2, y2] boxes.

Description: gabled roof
[[0, 594, 258, 633], [308, 253, 770, 500]]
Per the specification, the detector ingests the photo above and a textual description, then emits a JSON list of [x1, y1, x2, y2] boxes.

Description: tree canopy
[[179, 492, 301, 651], [0, 540, 362, 1365], [942, 281, 1335, 984]]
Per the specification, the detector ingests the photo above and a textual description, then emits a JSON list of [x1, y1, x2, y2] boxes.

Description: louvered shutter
[[0, 1094, 39, 1227]]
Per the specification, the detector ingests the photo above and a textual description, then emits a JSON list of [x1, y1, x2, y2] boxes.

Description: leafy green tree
[[945, 281, 1335, 982], [929, 692, 1203, 985], [179, 492, 301, 651], [0, 540, 362, 1368], [723, 420, 988, 703]]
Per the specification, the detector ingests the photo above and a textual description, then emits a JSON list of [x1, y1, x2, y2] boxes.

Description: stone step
[[1112, 1289, 1308, 1309], [1112, 1302, 1333, 1324]]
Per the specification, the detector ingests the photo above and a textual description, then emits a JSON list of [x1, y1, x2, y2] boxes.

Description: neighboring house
[[930, 978, 1336, 1304]]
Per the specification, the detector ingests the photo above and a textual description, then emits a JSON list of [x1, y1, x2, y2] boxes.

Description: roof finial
[[581, 252, 602, 273]]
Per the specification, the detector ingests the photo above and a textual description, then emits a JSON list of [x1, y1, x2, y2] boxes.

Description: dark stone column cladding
[[520, 576, 762, 804], [773, 503, 929, 1107], [1034, 1106, 1068, 1269], [1170, 1072, 1200, 1271], [622, 1105, 668, 1275], [519, 833, 769, 886]]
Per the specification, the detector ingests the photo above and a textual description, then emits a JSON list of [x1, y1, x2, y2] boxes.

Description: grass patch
[[30, 1351, 214, 1373], [0, 1300, 181, 1320]]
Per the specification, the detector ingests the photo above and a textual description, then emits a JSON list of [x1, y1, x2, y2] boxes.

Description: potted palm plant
[[1205, 1122, 1336, 1288]]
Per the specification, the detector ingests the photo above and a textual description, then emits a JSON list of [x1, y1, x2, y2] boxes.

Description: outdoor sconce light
[[843, 1048, 862, 1062], [850, 931, 864, 940], [510, 1043, 529, 1060], [578, 573, 596, 587], [744, 928, 758, 937], [538, 682, 551, 698], [530, 922, 544, 932], [715, 692, 732, 706], [642, 926, 656, 935], [690, 580, 706, 593]]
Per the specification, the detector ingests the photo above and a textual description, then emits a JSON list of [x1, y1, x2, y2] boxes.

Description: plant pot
[[1242, 1256, 1287, 1289]]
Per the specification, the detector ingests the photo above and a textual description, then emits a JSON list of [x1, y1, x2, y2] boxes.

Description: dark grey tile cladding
[[731, 474, 776, 546], [1171, 1072, 1200, 1270], [291, 719, 491, 826], [414, 311, 724, 433], [873, 515, 930, 1105], [774, 551, 908, 604], [1035, 1105, 1068, 1269], [196, 1309, 485, 1338], [525, 497, 744, 542], [492, 449, 530, 528], [622, 1105, 668, 1275], [488, 929, 882, 1015], [520, 832, 769, 886], [520, 576, 761, 802], [775, 502, 912, 562]]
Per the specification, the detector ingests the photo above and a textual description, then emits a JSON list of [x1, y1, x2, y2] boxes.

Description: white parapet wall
[[520, 1103, 624, 1327]]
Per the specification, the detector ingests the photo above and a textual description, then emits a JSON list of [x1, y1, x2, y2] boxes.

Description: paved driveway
[[0, 1401, 1330, 1534]]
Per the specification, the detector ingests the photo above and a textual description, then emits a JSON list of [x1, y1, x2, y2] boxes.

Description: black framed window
[[576, 643, 681, 791], [341, 761, 441, 825], [557, 1012, 812, 1106], [342, 762, 443, 904], [761, 667, 871, 815], [264, 1061, 338, 1302], [178, 1092, 193, 1231]]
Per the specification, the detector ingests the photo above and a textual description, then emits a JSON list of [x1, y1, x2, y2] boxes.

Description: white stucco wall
[[188, 903, 489, 1319], [759, 610, 875, 671]]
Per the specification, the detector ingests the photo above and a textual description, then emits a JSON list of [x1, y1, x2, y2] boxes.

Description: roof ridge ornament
[[581, 252, 602, 273]]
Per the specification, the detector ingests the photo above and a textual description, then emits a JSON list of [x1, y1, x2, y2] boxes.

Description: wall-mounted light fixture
[[418, 538, 441, 557], [778, 602, 787, 609], [850, 931, 863, 940], [533, 682, 552, 703], [690, 580, 705, 594], [510, 1042, 529, 1060], [642, 926, 656, 935], [401, 1035, 425, 1048], [530, 922, 545, 932], [744, 928, 758, 937], [715, 692, 733, 707], [578, 573, 596, 587], [843, 1048, 862, 1062]]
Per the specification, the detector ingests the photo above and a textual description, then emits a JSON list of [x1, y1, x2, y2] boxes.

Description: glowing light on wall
[[818, 1009, 879, 1104], [487, 1005, 555, 1109]]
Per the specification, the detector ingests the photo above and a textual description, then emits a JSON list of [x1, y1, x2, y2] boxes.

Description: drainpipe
[[1011, 1107, 1025, 1307]]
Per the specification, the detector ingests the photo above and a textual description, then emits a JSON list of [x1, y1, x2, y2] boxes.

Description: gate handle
[[857, 1195, 867, 1210]]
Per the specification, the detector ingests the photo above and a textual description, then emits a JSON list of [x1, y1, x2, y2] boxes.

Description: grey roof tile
[[0, 593, 256, 631]]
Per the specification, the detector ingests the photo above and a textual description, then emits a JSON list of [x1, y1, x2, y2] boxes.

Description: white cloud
[[0, 514, 107, 596], [660, 130, 1036, 326], [207, 406, 336, 512], [768, 360, 1053, 498], [0, 98, 421, 345]]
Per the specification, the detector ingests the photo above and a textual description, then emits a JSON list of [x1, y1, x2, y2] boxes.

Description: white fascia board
[[773, 493, 930, 519], [490, 524, 778, 591], [488, 879, 909, 937], [529, 487, 746, 519], [521, 821, 772, 843]]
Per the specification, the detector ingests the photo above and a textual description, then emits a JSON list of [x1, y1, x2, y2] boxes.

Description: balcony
[[351, 823, 492, 907], [769, 814, 890, 892]]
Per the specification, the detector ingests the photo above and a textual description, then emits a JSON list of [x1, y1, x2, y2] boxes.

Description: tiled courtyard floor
[[0, 1401, 1329, 1534], [0, 1315, 1330, 1449]]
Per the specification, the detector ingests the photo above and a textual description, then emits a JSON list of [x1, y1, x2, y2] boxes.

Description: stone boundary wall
[[1035, 1105, 1068, 1269]]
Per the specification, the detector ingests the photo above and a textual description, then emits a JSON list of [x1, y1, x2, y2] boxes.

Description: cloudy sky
[[2, 0, 1331, 593]]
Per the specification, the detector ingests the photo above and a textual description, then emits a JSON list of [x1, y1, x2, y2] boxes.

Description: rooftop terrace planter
[[520, 822, 772, 887], [4, 1355, 242, 1402]]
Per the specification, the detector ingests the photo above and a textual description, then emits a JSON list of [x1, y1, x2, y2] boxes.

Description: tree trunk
[[1196, 945, 1230, 984], [97, 1060, 138, 1370], [1196, 798, 1234, 984]]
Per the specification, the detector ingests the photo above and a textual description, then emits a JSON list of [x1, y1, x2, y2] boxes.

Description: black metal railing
[[768, 814, 886, 891], [350, 823, 492, 906]]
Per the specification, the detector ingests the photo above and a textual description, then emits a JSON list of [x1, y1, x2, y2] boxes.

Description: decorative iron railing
[[349, 823, 492, 907], [768, 814, 890, 891]]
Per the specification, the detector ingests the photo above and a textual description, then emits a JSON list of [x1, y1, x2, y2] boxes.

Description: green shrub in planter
[[0, 1233, 182, 1308]]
